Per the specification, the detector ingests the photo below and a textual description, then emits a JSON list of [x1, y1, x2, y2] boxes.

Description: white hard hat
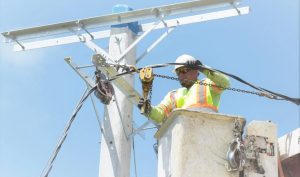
[[173, 54, 198, 71]]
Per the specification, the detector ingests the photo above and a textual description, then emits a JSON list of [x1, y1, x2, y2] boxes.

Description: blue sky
[[0, 0, 299, 177]]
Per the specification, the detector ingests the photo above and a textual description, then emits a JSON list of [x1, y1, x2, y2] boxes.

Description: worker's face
[[176, 67, 199, 88]]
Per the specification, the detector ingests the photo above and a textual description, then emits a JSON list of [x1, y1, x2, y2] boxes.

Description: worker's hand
[[137, 98, 145, 110], [186, 59, 203, 70], [201, 64, 213, 74], [138, 98, 152, 114], [202, 64, 212, 70]]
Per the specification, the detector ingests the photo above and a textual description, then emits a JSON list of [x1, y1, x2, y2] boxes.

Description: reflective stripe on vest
[[170, 92, 177, 109], [162, 91, 177, 117], [174, 80, 218, 112]]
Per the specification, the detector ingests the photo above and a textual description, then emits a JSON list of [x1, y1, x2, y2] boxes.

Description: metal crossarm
[[1, 0, 245, 52], [2, 0, 238, 40], [140, 6, 249, 30], [7, 7, 249, 51], [64, 57, 95, 88]]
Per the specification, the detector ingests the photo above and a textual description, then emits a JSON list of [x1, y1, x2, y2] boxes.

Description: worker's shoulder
[[166, 86, 187, 95], [167, 88, 181, 95], [169, 89, 177, 93], [201, 78, 212, 83]]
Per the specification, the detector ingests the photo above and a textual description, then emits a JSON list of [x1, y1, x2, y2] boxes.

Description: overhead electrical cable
[[40, 86, 96, 177], [108, 62, 299, 105]]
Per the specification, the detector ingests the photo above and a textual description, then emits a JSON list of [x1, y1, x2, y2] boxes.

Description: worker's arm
[[186, 60, 230, 90], [146, 106, 165, 123], [202, 69, 230, 93], [144, 91, 174, 123]]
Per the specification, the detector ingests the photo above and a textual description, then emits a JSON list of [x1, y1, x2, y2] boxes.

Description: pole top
[[111, 4, 139, 34], [112, 4, 133, 13]]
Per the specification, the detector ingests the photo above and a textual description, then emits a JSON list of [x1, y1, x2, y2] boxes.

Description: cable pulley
[[94, 71, 115, 105]]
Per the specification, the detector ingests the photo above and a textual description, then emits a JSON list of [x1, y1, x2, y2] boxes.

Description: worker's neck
[[183, 82, 195, 89], [180, 78, 198, 89], [185, 85, 192, 89]]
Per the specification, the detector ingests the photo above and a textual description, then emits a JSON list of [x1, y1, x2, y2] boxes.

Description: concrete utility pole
[[99, 5, 138, 177]]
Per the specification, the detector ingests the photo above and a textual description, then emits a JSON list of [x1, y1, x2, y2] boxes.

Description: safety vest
[[148, 71, 230, 123], [159, 78, 222, 118]]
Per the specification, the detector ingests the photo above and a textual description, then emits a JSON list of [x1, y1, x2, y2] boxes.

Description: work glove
[[138, 98, 152, 114], [201, 64, 214, 74], [186, 59, 203, 71]]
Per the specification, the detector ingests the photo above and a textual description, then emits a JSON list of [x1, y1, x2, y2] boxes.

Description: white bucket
[[155, 109, 246, 177]]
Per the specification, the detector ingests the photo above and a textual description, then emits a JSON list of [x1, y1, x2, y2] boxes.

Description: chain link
[[153, 73, 180, 81], [148, 83, 153, 105], [153, 73, 262, 97], [109, 64, 265, 97]]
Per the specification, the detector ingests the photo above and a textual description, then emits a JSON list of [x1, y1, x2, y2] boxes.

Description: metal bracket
[[68, 27, 86, 42], [64, 57, 95, 88], [129, 120, 157, 138], [136, 27, 175, 63], [157, 11, 168, 28], [76, 20, 94, 40], [230, 2, 241, 15], [115, 17, 166, 63], [75, 64, 95, 69], [3, 33, 25, 50]]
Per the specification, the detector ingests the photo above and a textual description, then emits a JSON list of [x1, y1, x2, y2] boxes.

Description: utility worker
[[138, 54, 230, 124]]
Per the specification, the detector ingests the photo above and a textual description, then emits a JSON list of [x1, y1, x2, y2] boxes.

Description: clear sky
[[0, 0, 299, 177]]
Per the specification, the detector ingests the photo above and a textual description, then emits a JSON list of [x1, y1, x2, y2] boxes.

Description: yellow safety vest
[[148, 78, 224, 123]]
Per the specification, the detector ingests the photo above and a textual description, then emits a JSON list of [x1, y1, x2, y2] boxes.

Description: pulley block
[[226, 138, 245, 171], [94, 71, 114, 105]]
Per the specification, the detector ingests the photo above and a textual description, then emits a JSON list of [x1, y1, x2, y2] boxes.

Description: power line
[[40, 86, 96, 177]]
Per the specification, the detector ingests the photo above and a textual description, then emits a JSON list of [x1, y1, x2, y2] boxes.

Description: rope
[[40, 86, 96, 177]]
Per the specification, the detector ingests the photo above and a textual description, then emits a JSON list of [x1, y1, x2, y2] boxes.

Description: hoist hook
[[139, 67, 154, 114]]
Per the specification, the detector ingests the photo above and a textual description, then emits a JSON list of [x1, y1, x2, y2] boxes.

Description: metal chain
[[148, 83, 153, 105], [233, 118, 244, 139], [154, 73, 179, 81], [153, 73, 263, 96], [107, 64, 265, 97]]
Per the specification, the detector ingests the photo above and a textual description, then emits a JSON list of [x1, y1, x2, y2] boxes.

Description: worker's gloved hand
[[186, 59, 203, 70], [201, 64, 213, 74], [138, 98, 152, 114], [137, 98, 145, 110]]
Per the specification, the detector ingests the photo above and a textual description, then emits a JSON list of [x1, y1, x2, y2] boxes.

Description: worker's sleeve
[[146, 92, 174, 123], [203, 69, 230, 93]]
